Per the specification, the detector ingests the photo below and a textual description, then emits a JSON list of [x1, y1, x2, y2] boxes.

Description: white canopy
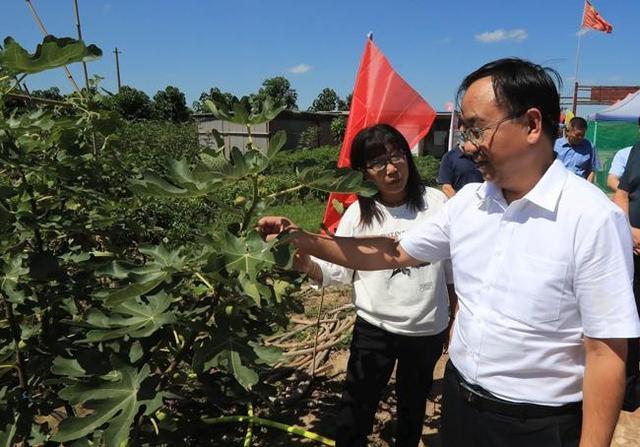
[[591, 89, 640, 122]]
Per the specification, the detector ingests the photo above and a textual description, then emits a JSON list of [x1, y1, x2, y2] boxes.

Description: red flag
[[581, 0, 613, 33], [321, 38, 436, 234]]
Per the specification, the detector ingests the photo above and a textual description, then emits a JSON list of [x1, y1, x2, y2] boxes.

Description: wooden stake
[[24, 0, 83, 95], [73, 0, 90, 91]]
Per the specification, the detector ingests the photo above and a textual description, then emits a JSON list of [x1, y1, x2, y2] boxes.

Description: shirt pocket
[[503, 254, 568, 325]]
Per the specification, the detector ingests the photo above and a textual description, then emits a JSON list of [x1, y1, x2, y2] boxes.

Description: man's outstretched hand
[[256, 216, 299, 242]]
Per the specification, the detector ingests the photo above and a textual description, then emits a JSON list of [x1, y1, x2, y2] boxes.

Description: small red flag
[[321, 38, 436, 234], [581, 0, 613, 33]]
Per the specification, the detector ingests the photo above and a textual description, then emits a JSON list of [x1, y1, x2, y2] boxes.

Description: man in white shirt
[[258, 58, 640, 447]]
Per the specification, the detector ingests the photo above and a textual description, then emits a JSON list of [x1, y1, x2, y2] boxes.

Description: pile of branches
[[266, 302, 355, 377]]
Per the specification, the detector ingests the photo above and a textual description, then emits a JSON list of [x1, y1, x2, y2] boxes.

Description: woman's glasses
[[366, 152, 407, 173]]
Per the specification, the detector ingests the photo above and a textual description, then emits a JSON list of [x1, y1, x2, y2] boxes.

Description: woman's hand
[[632, 227, 640, 255], [256, 216, 298, 242], [292, 249, 312, 273]]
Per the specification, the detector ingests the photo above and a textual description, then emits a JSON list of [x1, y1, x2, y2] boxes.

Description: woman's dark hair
[[456, 58, 562, 144], [349, 124, 425, 227]]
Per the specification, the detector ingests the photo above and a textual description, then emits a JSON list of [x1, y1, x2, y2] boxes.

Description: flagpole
[[572, 1, 587, 114], [447, 106, 457, 152]]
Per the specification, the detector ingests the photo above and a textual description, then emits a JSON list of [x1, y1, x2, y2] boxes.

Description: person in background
[[294, 124, 455, 447], [554, 116, 600, 181], [259, 58, 640, 447], [612, 116, 640, 412], [437, 122, 484, 198], [608, 145, 633, 192]]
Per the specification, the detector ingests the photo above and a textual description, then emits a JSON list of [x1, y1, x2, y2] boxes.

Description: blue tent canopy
[[591, 89, 640, 122]]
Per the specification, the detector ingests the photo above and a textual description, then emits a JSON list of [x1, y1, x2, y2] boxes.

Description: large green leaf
[[94, 271, 170, 307], [53, 364, 158, 447], [193, 331, 258, 390], [221, 231, 288, 277], [129, 125, 288, 198], [129, 172, 195, 198], [0, 35, 102, 75], [203, 97, 285, 126], [297, 166, 378, 196], [51, 357, 87, 378], [83, 290, 176, 342], [0, 254, 28, 304], [215, 231, 291, 303], [249, 341, 282, 365], [94, 245, 185, 307]]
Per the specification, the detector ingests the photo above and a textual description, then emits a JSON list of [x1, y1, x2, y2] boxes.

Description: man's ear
[[524, 108, 543, 144]]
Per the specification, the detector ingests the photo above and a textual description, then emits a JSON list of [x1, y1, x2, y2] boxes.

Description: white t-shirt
[[315, 187, 451, 336], [400, 160, 640, 405]]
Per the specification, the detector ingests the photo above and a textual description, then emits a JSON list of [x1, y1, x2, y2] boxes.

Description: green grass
[[265, 200, 326, 231]]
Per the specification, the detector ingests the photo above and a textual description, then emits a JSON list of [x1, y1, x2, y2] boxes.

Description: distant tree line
[[193, 78, 351, 114], [10, 77, 352, 124]]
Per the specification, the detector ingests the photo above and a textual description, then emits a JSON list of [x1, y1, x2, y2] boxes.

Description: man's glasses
[[366, 152, 407, 173], [457, 111, 524, 146]]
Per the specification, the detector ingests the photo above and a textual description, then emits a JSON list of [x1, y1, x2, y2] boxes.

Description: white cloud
[[289, 64, 311, 74], [475, 29, 528, 43]]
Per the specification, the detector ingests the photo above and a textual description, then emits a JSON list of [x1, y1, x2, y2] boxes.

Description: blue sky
[[2, 0, 638, 113]]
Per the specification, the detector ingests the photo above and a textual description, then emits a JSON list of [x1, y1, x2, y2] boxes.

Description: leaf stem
[[243, 403, 254, 447], [0, 292, 28, 390], [195, 272, 214, 291], [246, 124, 253, 150], [265, 185, 305, 200], [240, 175, 260, 234], [202, 414, 335, 446]]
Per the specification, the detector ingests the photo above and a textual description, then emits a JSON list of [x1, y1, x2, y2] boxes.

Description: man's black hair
[[569, 116, 588, 130], [350, 124, 425, 227], [456, 58, 562, 144]]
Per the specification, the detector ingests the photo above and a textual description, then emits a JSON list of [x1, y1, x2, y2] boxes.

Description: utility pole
[[73, 0, 90, 91], [113, 48, 122, 92]]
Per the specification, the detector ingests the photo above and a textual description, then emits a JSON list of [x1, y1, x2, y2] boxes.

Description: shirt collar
[[474, 159, 568, 212], [558, 136, 571, 147]]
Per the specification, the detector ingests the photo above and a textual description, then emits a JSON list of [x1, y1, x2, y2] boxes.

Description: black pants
[[624, 255, 640, 411], [335, 317, 445, 447], [441, 361, 582, 447]]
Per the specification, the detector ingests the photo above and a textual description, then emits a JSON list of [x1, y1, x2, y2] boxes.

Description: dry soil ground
[[270, 289, 640, 446]]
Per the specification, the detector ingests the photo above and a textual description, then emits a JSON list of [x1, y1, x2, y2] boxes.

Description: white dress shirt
[[315, 188, 452, 336], [400, 160, 640, 406]]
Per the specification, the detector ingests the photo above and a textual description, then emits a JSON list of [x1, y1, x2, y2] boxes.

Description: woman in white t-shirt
[[295, 124, 455, 447]]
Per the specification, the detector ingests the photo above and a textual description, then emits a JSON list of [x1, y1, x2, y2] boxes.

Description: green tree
[[253, 76, 297, 110], [330, 116, 347, 145], [340, 93, 353, 111], [109, 85, 153, 120], [31, 86, 65, 101], [152, 85, 191, 122], [0, 35, 376, 446], [308, 88, 340, 112], [193, 87, 239, 113]]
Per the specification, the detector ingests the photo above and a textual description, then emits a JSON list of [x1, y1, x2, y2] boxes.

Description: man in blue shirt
[[608, 146, 632, 192], [437, 144, 484, 198], [554, 116, 600, 182]]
